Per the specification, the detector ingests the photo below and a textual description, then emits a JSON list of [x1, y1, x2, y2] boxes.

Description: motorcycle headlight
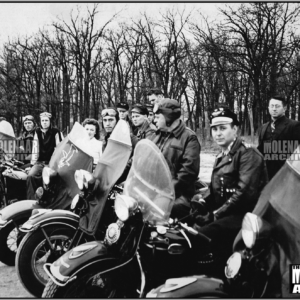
[[71, 194, 80, 210], [42, 167, 57, 185], [74, 170, 94, 190], [241, 212, 262, 249], [115, 194, 138, 222], [225, 252, 242, 279]]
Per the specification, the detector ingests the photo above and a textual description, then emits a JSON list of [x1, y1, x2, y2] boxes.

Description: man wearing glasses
[[26, 112, 64, 199], [257, 95, 300, 179]]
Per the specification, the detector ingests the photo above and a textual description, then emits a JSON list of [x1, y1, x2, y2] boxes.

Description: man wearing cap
[[192, 107, 268, 258], [147, 87, 164, 106], [26, 112, 64, 199], [145, 104, 156, 125], [149, 98, 201, 220], [116, 102, 134, 132], [132, 104, 156, 140], [16, 115, 36, 165]]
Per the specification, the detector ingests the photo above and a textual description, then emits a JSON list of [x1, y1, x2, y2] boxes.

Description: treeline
[[1, 3, 300, 138]]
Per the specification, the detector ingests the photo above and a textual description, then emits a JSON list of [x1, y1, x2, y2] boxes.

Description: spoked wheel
[[0, 218, 26, 266], [16, 225, 77, 297], [43, 271, 117, 298]]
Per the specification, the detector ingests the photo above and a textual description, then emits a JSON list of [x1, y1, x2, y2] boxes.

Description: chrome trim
[[0, 218, 11, 228], [43, 263, 76, 287]]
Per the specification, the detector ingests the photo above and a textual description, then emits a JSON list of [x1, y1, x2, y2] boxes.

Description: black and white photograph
[[0, 2, 299, 298]]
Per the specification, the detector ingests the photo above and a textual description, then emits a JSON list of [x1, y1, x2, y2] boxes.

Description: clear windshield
[[124, 139, 175, 225]]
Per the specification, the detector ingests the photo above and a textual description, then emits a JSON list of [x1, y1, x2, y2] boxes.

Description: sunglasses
[[22, 115, 34, 122], [101, 108, 117, 117]]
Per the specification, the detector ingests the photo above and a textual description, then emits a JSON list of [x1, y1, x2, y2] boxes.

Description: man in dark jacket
[[193, 108, 268, 258], [132, 104, 156, 140], [257, 95, 300, 180], [149, 98, 201, 220], [26, 112, 63, 199]]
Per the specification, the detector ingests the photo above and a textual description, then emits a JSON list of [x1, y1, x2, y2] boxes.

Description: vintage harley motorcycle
[[41, 139, 215, 298], [146, 148, 300, 298], [0, 121, 94, 267], [15, 119, 132, 297]]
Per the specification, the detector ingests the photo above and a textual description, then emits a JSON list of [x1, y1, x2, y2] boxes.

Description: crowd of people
[[1, 91, 299, 258]]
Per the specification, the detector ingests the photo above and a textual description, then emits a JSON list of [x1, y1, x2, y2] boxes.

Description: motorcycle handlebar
[[179, 222, 211, 244]]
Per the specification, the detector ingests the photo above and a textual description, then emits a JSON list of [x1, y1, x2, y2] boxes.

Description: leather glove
[[194, 212, 215, 227], [190, 194, 208, 216]]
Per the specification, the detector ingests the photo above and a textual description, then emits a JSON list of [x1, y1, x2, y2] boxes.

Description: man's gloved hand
[[194, 212, 215, 227], [190, 194, 208, 216]]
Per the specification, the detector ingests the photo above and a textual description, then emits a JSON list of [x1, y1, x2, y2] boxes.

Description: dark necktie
[[271, 121, 275, 133]]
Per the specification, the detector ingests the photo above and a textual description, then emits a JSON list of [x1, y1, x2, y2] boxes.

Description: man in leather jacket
[[131, 104, 156, 140], [193, 108, 268, 256], [149, 98, 201, 220]]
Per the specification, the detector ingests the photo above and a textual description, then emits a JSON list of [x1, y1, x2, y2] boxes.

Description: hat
[[22, 115, 35, 123], [209, 108, 240, 127], [146, 104, 154, 112], [116, 102, 129, 110], [131, 104, 149, 116], [154, 98, 181, 126], [40, 112, 52, 119], [147, 87, 163, 96]]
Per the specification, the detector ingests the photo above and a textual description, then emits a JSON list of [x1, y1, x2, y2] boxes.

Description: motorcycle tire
[[16, 224, 76, 297], [42, 270, 117, 298], [0, 217, 26, 266]]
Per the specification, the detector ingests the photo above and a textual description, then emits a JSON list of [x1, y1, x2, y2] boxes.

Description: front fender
[[0, 200, 41, 228], [20, 209, 79, 232], [146, 275, 228, 298], [44, 241, 120, 286]]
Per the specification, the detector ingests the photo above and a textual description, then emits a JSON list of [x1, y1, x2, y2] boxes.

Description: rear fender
[[0, 200, 40, 228], [44, 241, 121, 286], [146, 275, 228, 298], [20, 209, 79, 233]]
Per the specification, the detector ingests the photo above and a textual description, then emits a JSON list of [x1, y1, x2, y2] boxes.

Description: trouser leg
[[27, 163, 44, 199]]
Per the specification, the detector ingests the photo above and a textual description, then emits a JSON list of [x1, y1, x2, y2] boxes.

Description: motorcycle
[[41, 139, 214, 298], [0, 122, 93, 267], [146, 147, 300, 298], [0, 157, 28, 209], [15, 119, 132, 297]]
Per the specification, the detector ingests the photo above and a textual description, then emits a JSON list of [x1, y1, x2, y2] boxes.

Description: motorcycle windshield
[[79, 120, 132, 235], [234, 146, 300, 296], [48, 122, 94, 209], [124, 139, 175, 225]]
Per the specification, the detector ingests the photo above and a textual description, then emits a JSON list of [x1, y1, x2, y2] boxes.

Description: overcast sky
[[0, 3, 230, 44]]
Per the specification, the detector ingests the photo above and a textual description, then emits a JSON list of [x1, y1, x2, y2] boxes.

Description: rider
[[16, 115, 36, 166], [192, 108, 268, 256], [26, 112, 64, 199], [101, 107, 138, 182], [146, 103, 156, 126], [131, 103, 156, 140], [82, 118, 102, 166], [149, 98, 201, 220], [116, 102, 133, 132]]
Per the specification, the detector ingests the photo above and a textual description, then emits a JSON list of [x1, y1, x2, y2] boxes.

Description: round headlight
[[225, 252, 242, 279], [241, 213, 261, 249], [115, 194, 137, 222], [71, 194, 80, 210], [42, 167, 56, 185]]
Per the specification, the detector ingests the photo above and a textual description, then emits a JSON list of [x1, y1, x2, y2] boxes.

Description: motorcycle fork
[[67, 228, 85, 250]]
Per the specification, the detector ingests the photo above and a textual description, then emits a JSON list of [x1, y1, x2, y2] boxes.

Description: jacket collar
[[156, 119, 185, 138]]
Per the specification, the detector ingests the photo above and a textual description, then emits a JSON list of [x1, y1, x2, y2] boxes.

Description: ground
[[0, 152, 216, 298]]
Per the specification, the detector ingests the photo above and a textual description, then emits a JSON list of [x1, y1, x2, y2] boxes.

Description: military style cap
[[146, 103, 154, 112], [116, 102, 129, 110], [210, 107, 240, 127], [131, 103, 149, 116]]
